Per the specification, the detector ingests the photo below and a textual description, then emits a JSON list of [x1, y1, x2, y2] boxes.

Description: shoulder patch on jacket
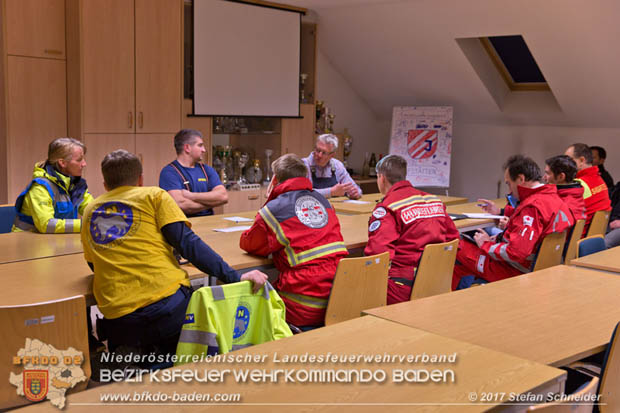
[[372, 207, 387, 219], [523, 215, 534, 227], [369, 220, 381, 232]]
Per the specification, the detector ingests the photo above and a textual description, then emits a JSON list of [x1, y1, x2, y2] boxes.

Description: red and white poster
[[389, 106, 452, 188]]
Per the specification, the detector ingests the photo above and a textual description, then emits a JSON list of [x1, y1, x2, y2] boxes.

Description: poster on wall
[[389, 106, 453, 188]]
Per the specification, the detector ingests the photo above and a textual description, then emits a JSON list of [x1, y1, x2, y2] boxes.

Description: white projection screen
[[193, 0, 301, 117]]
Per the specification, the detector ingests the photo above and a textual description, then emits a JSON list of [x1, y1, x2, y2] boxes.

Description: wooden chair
[[577, 235, 606, 258], [563, 219, 586, 263], [527, 376, 599, 412], [324, 252, 389, 326], [586, 210, 610, 238], [410, 238, 459, 300], [0, 295, 91, 410], [532, 231, 567, 272]]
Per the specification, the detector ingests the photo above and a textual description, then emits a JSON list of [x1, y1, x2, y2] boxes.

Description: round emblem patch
[[233, 304, 250, 340], [373, 207, 387, 219], [89, 202, 134, 245], [295, 195, 328, 228], [369, 220, 381, 232]]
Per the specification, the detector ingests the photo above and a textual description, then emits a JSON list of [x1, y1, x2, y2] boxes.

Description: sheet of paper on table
[[223, 216, 253, 223], [343, 200, 371, 204], [463, 213, 505, 219], [213, 225, 252, 232]]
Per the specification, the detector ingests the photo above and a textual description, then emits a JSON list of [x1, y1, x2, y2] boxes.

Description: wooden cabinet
[[6, 57, 67, 200], [81, 0, 135, 133], [221, 189, 263, 214], [79, 0, 181, 134], [83, 134, 136, 197], [135, 134, 177, 187], [5, 0, 65, 59]]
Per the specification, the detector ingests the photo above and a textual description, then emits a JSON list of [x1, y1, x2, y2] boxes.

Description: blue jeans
[[100, 285, 193, 368]]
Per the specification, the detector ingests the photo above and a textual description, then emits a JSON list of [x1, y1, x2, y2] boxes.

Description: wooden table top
[[0, 231, 82, 264], [570, 245, 620, 273], [364, 265, 620, 367], [16, 316, 565, 412], [330, 193, 469, 214]]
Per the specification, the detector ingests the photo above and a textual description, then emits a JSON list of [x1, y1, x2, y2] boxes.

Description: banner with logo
[[389, 106, 453, 188]]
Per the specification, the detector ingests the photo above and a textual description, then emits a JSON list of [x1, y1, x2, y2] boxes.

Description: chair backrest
[[324, 252, 389, 326], [577, 235, 607, 258], [0, 295, 91, 409], [532, 231, 567, 272], [586, 210, 610, 238], [0, 205, 16, 233], [527, 376, 599, 412], [410, 238, 459, 300], [599, 321, 619, 413], [564, 219, 586, 263]]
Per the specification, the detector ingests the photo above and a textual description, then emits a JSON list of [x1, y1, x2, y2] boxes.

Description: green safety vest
[[175, 281, 292, 365]]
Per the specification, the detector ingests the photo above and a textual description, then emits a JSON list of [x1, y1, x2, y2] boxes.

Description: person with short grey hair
[[302, 134, 361, 199]]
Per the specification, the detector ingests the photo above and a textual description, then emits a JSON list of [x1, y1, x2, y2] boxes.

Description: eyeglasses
[[314, 148, 335, 156]]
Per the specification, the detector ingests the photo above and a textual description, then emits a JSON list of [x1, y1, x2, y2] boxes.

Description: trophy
[[246, 159, 263, 184], [300, 73, 308, 103], [264, 149, 274, 183], [327, 110, 335, 133], [237, 152, 249, 184], [223, 146, 233, 184], [342, 128, 353, 169], [315, 100, 324, 133]]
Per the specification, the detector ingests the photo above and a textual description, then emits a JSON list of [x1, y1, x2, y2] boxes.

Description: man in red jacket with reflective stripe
[[240, 154, 348, 328], [364, 155, 459, 304], [565, 143, 611, 234], [453, 155, 574, 290], [543, 155, 586, 222]]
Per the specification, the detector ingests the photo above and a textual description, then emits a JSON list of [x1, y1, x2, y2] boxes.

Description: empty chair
[[0, 295, 91, 410], [324, 252, 389, 326], [0, 205, 16, 233], [586, 210, 610, 238], [577, 235, 607, 258], [532, 231, 567, 272], [410, 238, 459, 300], [564, 219, 586, 263]]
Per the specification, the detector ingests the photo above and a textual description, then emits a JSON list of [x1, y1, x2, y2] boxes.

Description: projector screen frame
[[190, 0, 305, 119]]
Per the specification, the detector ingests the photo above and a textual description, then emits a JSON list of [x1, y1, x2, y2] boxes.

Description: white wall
[[315, 49, 390, 172], [450, 123, 620, 200]]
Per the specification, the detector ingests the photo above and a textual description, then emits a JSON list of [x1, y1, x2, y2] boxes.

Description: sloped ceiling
[[294, 0, 620, 127]]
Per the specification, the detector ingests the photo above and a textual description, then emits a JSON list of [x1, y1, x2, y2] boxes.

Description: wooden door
[[281, 103, 315, 158], [135, 0, 182, 133], [83, 134, 136, 197], [135, 134, 177, 187], [81, 0, 135, 133], [5, 0, 65, 59], [7, 56, 67, 201]]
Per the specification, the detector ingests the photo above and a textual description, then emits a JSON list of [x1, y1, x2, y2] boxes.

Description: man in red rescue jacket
[[453, 155, 574, 290], [240, 154, 348, 328], [543, 155, 586, 222], [565, 143, 611, 234], [364, 155, 459, 304]]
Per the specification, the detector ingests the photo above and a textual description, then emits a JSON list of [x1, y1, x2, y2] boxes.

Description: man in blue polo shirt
[[159, 129, 227, 216]]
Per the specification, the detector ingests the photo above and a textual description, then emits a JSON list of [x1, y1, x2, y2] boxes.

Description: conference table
[[570, 245, 620, 274], [364, 265, 620, 367], [0, 231, 83, 264], [330, 193, 469, 215], [16, 316, 566, 412]]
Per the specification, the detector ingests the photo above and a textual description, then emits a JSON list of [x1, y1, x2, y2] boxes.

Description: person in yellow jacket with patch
[[13, 137, 93, 233]]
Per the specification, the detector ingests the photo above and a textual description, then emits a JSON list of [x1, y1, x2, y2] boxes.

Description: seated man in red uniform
[[453, 155, 573, 290], [363, 155, 459, 304], [565, 143, 611, 234], [240, 154, 348, 329], [543, 155, 586, 222]]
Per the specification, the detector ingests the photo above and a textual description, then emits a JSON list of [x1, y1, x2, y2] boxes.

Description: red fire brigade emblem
[[23, 370, 48, 402], [295, 195, 328, 229]]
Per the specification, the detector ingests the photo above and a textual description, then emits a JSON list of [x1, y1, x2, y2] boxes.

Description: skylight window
[[480, 35, 549, 91]]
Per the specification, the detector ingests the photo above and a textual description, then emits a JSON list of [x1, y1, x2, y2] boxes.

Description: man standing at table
[[159, 129, 227, 217], [240, 154, 348, 329], [302, 134, 362, 199], [364, 155, 459, 304], [452, 155, 573, 290], [543, 155, 586, 223], [565, 143, 611, 233], [82, 150, 267, 368]]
